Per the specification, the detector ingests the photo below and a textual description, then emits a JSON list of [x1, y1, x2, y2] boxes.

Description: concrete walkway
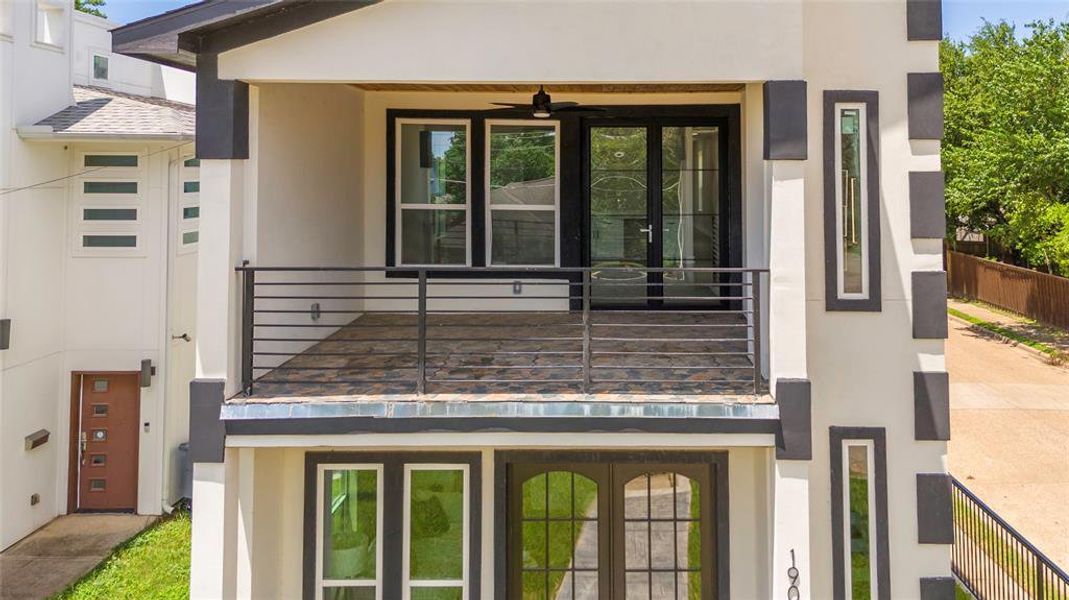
[[948, 311, 1069, 571], [0, 514, 155, 600], [949, 297, 1069, 353]]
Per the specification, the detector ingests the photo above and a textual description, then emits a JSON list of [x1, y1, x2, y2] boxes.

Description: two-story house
[[0, 0, 196, 550], [114, 1, 952, 598]]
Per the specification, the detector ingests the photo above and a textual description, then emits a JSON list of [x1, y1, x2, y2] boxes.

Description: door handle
[[639, 226, 653, 243], [172, 333, 191, 342], [80, 431, 87, 465]]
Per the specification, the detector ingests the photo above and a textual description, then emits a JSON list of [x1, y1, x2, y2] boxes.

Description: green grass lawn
[[51, 512, 191, 600]]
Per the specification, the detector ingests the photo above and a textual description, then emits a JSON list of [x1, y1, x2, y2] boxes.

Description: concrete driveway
[[948, 315, 1069, 570]]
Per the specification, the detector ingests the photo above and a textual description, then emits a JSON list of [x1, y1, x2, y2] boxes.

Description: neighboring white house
[[113, 1, 952, 599], [0, 0, 196, 550]]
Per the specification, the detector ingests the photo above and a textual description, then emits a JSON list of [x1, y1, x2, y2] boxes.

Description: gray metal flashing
[[908, 73, 945, 140], [0, 318, 9, 350], [912, 271, 949, 339], [189, 379, 226, 463], [763, 81, 808, 160], [830, 426, 891, 600], [919, 577, 957, 600], [775, 379, 812, 460], [914, 371, 951, 441], [907, 0, 943, 41], [910, 171, 946, 239], [824, 90, 882, 312], [917, 473, 954, 544], [196, 53, 249, 159]]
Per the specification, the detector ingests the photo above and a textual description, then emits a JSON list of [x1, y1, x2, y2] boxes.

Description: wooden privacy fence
[[947, 251, 1069, 330]]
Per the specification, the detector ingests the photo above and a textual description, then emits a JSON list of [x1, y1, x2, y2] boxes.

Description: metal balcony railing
[[235, 266, 768, 398]]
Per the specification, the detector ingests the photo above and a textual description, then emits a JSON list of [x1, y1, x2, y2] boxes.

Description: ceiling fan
[[491, 85, 605, 118]]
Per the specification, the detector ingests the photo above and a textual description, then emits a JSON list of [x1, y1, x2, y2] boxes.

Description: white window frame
[[33, 0, 65, 50], [833, 103, 870, 301], [395, 118, 472, 267], [841, 439, 878, 600], [484, 119, 561, 268], [402, 464, 469, 600], [315, 463, 385, 600], [90, 52, 110, 84], [178, 157, 200, 254]]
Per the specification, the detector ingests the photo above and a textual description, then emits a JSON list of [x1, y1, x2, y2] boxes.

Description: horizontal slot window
[[83, 208, 137, 221], [83, 181, 137, 194], [83, 234, 136, 248], [183, 206, 200, 220], [184, 181, 200, 194], [182, 231, 199, 245], [183, 158, 200, 168], [84, 154, 136, 168]]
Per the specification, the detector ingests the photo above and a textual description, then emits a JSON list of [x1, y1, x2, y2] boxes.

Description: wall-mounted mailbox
[[140, 359, 156, 388], [0, 318, 10, 350], [25, 429, 50, 451]]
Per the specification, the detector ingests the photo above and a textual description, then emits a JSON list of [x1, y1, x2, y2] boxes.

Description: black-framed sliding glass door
[[586, 120, 730, 309]]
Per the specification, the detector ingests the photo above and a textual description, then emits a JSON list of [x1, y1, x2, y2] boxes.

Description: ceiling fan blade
[[553, 105, 607, 112], [490, 102, 531, 108]]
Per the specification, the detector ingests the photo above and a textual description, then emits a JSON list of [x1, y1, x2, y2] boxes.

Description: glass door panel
[[661, 126, 721, 305], [589, 127, 649, 306]]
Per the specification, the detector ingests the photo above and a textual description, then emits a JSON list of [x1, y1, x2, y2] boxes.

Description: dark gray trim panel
[[303, 451, 481, 600], [914, 371, 950, 441], [908, 73, 945, 140], [0, 318, 9, 350], [907, 0, 943, 41], [763, 81, 808, 160], [189, 379, 226, 463], [196, 53, 249, 160], [830, 427, 891, 600], [910, 171, 946, 239], [912, 271, 949, 339], [494, 450, 730, 600], [917, 473, 954, 544], [225, 415, 781, 436], [920, 577, 957, 600], [776, 379, 812, 460], [824, 91, 882, 311]]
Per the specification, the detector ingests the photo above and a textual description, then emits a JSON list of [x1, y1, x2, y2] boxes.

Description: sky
[[105, 0, 1069, 41]]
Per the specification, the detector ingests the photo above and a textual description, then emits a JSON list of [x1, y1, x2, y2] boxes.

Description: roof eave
[[16, 126, 195, 143]]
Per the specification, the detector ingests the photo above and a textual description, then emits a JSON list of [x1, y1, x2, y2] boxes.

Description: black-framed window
[[304, 452, 482, 600], [823, 91, 881, 311], [829, 427, 890, 600]]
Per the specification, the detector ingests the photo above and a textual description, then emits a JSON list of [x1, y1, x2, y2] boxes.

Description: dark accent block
[[189, 379, 226, 463], [0, 318, 9, 350], [763, 81, 808, 160], [24, 429, 50, 451], [910, 171, 946, 239], [776, 378, 812, 460], [912, 271, 949, 339], [196, 53, 249, 160], [907, 0, 943, 41], [914, 372, 951, 441], [917, 473, 954, 544], [920, 577, 956, 600], [139, 358, 155, 388], [908, 73, 944, 140]]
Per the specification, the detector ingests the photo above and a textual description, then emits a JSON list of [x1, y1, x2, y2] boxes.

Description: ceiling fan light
[[533, 108, 551, 118], [532, 85, 552, 118]]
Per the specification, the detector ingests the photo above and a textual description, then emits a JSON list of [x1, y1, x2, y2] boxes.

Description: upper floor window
[[823, 91, 881, 311], [395, 120, 470, 266], [92, 54, 109, 82], [35, 0, 65, 48], [0, 0, 14, 39], [486, 121, 559, 267]]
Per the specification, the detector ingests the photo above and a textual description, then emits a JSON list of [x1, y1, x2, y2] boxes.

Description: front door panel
[[77, 373, 139, 511]]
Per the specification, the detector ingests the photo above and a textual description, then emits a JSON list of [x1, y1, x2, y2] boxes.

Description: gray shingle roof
[[32, 85, 195, 139]]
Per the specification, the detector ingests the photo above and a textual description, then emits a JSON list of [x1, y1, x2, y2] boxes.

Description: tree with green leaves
[[75, 0, 106, 19], [942, 20, 1069, 275]]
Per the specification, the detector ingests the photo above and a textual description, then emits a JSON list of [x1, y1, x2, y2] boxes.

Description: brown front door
[[74, 373, 140, 511]]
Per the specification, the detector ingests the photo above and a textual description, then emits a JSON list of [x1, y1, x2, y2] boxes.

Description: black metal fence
[[236, 266, 767, 397], [953, 477, 1069, 599]]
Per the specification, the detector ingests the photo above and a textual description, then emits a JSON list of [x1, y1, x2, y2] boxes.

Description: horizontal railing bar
[[254, 323, 417, 329], [592, 365, 755, 370], [592, 337, 751, 343], [592, 378, 758, 384], [255, 294, 751, 301], [430, 336, 583, 342], [592, 350, 754, 356], [238, 265, 769, 273], [427, 378, 585, 383], [425, 364, 582, 370], [252, 337, 415, 343], [253, 379, 415, 385], [254, 365, 417, 371], [253, 351, 415, 357], [426, 350, 583, 356], [590, 323, 749, 328]]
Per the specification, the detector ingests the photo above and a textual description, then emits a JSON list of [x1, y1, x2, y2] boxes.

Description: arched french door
[[508, 462, 716, 599]]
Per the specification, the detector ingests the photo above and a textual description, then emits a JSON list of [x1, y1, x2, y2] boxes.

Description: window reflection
[[623, 473, 701, 600]]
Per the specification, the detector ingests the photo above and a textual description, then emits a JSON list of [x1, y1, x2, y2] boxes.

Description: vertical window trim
[[484, 119, 561, 268], [394, 118, 473, 268], [315, 463, 385, 600], [829, 427, 890, 600], [833, 103, 870, 301], [823, 91, 881, 312], [840, 440, 877, 600], [402, 463, 470, 600]]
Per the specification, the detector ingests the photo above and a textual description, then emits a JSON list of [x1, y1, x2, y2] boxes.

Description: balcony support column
[[771, 460, 812, 600], [767, 160, 809, 388]]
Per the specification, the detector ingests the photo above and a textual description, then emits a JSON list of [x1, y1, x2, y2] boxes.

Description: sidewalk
[[948, 297, 1069, 355], [0, 514, 155, 599]]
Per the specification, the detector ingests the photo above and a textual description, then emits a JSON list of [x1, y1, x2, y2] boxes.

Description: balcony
[[235, 266, 769, 407]]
